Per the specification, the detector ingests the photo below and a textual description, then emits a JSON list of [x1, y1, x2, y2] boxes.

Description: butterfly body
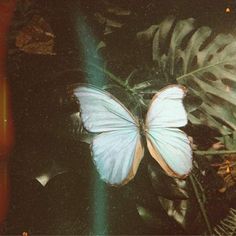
[[136, 119, 146, 137], [75, 84, 192, 185]]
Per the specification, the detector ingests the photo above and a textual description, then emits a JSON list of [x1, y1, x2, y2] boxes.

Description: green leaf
[[132, 80, 159, 90], [217, 131, 236, 150], [139, 17, 236, 137], [148, 161, 189, 200]]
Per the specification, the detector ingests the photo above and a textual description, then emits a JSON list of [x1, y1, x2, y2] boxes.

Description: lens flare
[[225, 7, 231, 13], [0, 80, 14, 159], [0, 0, 16, 227], [76, 15, 107, 234], [0, 81, 13, 229], [76, 16, 107, 87]]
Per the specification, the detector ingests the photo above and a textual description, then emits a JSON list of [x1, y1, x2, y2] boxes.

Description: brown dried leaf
[[93, 0, 132, 35], [216, 155, 236, 192], [212, 141, 225, 150], [15, 15, 55, 55]]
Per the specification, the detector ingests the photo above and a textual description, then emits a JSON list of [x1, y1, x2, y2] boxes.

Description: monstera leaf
[[16, 15, 56, 55], [138, 16, 236, 136]]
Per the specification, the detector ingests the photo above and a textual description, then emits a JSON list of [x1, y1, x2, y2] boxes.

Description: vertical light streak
[[92, 178, 107, 234], [76, 16, 107, 87], [0, 80, 13, 157], [0, 0, 16, 227], [76, 15, 107, 234]]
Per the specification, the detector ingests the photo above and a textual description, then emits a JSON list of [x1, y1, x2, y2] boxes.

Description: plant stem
[[192, 173, 207, 203], [89, 63, 148, 107], [189, 175, 213, 235], [89, 62, 128, 89], [194, 150, 236, 156]]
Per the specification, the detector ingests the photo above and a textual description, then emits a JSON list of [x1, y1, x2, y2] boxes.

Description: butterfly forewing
[[146, 85, 188, 128], [145, 85, 192, 178], [75, 85, 144, 185], [75, 86, 138, 133]]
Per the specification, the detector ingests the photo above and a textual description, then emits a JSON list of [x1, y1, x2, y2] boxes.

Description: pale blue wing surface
[[74, 86, 138, 133], [147, 128, 192, 177], [146, 85, 187, 128], [92, 128, 144, 185], [74, 85, 144, 185], [146, 85, 192, 177]]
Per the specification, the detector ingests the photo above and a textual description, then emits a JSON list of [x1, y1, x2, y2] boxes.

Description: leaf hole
[[159, 18, 177, 55], [186, 79, 201, 92], [211, 115, 233, 130], [203, 72, 218, 82], [191, 55, 198, 67], [199, 33, 214, 51], [205, 92, 223, 104], [207, 54, 213, 62], [224, 64, 235, 70], [221, 78, 236, 90], [180, 29, 197, 50], [175, 57, 183, 72], [191, 109, 203, 119], [221, 78, 232, 86], [217, 44, 227, 53], [184, 95, 203, 112]]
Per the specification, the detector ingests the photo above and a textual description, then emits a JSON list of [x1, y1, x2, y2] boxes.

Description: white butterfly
[[75, 84, 192, 185]]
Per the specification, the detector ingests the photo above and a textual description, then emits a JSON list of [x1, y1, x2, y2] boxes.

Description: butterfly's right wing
[[145, 85, 192, 178], [74, 86, 144, 185]]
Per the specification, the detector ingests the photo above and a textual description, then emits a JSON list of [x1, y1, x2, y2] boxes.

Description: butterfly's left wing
[[74, 85, 144, 185], [145, 85, 192, 178], [92, 128, 143, 185]]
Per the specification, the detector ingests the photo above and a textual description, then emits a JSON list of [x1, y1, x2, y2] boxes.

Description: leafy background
[[4, 0, 236, 235]]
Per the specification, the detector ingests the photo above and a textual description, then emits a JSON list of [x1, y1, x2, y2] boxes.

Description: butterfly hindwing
[[147, 128, 192, 177], [75, 86, 144, 185], [92, 129, 144, 185], [146, 86, 192, 178]]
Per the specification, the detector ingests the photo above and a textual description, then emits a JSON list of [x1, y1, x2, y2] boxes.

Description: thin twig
[[194, 150, 236, 156], [192, 173, 207, 203], [189, 174, 213, 235]]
